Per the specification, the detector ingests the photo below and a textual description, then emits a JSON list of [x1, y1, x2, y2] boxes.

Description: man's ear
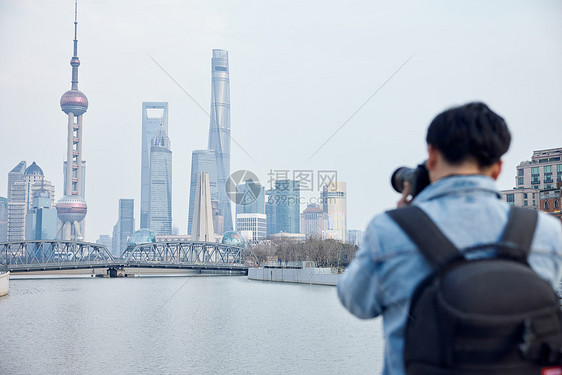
[[426, 144, 439, 171], [489, 160, 502, 180]]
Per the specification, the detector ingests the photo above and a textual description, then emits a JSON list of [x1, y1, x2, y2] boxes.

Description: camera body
[[391, 162, 430, 198]]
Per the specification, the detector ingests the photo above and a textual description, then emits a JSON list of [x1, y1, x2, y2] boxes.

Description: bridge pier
[[107, 267, 126, 278]]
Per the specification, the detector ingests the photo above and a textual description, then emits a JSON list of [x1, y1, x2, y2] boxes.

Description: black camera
[[391, 162, 430, 198]]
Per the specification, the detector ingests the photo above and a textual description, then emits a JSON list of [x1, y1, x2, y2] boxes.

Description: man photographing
[[337, 102, 562, 374]]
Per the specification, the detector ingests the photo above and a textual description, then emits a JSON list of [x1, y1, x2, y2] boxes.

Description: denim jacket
[[337, 175, 562, 375]]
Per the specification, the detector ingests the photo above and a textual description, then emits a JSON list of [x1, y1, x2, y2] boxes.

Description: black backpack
[[387, 206, 562, 375]]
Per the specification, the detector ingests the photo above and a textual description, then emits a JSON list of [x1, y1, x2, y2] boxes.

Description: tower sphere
[[56, 195, 88, 223], [60, 89, 88, 115]]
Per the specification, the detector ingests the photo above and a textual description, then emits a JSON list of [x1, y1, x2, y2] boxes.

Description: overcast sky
[[1, 0, 561, 242]]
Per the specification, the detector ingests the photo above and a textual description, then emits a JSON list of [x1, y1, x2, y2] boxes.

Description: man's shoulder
[[365, 209, 418, 259]]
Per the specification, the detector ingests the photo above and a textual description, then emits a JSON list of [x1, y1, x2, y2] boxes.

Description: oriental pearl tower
[[57, 1, 88, 241]]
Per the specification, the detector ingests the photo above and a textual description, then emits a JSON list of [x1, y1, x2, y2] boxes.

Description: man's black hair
[[426, 102, 511, 167]]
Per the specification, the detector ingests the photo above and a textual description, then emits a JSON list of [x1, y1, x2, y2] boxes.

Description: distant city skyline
[[1, 1, 561, 241]]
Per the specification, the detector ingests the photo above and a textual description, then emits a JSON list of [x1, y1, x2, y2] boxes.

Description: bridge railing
[[0, 240, 115, 267], [0, 240, 247, 271], [120, 241, 245, 265]]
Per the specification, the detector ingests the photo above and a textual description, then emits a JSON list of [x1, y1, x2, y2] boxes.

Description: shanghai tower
[[208, 49, 232, 232], [56, 0, 88, 241]]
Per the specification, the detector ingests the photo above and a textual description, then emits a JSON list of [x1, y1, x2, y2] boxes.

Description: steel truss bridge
[[0, 240, 248, 275]]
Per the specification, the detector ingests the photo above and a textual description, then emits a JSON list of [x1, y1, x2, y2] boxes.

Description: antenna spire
[[70, 0, 80, 90], [73, 0, 78, 56]]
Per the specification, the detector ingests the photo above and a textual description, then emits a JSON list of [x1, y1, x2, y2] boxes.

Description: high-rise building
[[0, 197, 7, 241], [141, 102, 169, 229], [6, 161, 28, 241], [212, 200, 224, 235], [112, 222, 120, 256], [236, 213, 267, 243], [266, 180, 300, 236], [513, 148, 562, 190], [7, 163, 55, 241], [500, 147, 562, 210], [208, 49, 233, 233], [56, 3, 88, 241], [236, 180, 265, 216], [191, 172, 215, 242], [7, 161, 26, 201], [188, 150, 218, 235], [25, 188, 57, 240], [148, 126, 172, 235], [321, 181, 347, 242], [300, 203, 328, 239], [118, 199, 135, 255]]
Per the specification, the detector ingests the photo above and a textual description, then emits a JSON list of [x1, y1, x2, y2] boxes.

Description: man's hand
[[397, 181, 412, 208]]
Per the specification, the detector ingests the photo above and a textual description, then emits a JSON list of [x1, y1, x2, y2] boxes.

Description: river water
[[0, 275, 383, 374]]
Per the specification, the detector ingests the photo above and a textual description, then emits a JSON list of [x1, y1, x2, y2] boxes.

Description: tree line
[[247, 238, 358, 268]]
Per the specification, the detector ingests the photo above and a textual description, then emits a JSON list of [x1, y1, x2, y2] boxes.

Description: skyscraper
[[141, 102, 169, 229], [148, 127, 172, 235], [266, 180, 300, 236], [188, 150, 218, 235], [7, 161, 26, 201], [6, 162, 27, 241], [57, 2, 88, 241], [116, 199, 135, 256], [0, 197, 7, 241], [208, 49, 232, 233], [8, 163, 55, 241], [321, 181, 347, 241], [236, 180, 265, 216], [300, 203, 328, 239], [25, 188, 58, 241]]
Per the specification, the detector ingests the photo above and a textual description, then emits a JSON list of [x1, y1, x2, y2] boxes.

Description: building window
[[518, 169, 524, 177], [518, 177, 524, 185], [506, 194, 515, 206], [523, 193, 528, 199], [531, 167, 540, 185], [555, 200, 560, 210], [533, 200, 536, 206], [524, 200, 528, 206], [544, 165, 553, 183], [544, 201, 549, 210]]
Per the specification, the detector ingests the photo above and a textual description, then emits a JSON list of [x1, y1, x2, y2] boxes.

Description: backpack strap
[[386, 206, 462, 269], [498, 207, 538, 261]]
